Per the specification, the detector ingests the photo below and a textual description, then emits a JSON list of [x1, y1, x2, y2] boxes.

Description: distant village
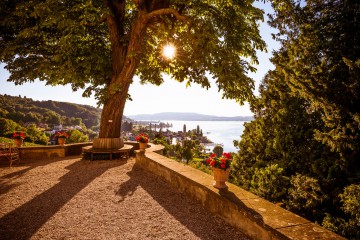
[[19, 119, 220, 151], [122, 120, 219, 153]]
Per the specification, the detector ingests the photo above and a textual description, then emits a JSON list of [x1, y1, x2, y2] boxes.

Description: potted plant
[[205, 152, 232, 189], [135, 133, 149, 151], [12, 131, 26, 147], [55, 131, 69, 146]]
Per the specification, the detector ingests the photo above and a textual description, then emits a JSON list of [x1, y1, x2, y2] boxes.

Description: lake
[[162, 120, 247, 153]]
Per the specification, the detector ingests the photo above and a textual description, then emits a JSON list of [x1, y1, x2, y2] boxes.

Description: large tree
[[269, 0, 360, 170], [0, 0, 265, 141], [232, 0, 359, 238]]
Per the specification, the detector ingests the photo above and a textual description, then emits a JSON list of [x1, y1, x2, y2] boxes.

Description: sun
[[162, 44, 176, 59]]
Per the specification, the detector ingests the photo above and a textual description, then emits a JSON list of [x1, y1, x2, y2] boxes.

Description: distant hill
[[128, 112, 253, 121], [0, 94, 102, 128]]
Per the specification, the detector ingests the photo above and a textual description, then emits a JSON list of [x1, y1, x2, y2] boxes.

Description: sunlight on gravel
[[0, 157, 249, 240]]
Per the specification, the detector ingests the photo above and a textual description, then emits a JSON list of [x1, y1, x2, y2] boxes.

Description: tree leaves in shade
[[269, 0, 360, 170], [232, 1, 359, 238]]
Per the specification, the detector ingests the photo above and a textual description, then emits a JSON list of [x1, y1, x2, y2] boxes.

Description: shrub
[[67, 129, 89, 143], [250, 164, 289, 202], [213, 145, 224, 157]]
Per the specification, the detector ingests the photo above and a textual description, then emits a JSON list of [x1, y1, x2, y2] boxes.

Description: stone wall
[[136, 146, 345, 240]]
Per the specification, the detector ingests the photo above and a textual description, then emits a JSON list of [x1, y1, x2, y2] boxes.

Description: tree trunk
[[94, 6, 157, 148], [98, 89, 128, 138], [93, 87, 128, 149]]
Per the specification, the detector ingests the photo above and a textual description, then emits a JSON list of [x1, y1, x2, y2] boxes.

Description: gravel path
[[0, 157, 249, 240]]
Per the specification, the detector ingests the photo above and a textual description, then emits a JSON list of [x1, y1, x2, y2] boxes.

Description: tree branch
[[133, 0, 146, 11], [144, 8, 189, 23]]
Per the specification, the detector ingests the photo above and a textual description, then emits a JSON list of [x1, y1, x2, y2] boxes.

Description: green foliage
[[180, 139, 195, 164], [67, 129, 89, 143], [173, 142, 182, 160], [287, 174, 326, 220], [173, 139, 196, 164], [43, 111, 61, 126], [212, 145, 224, 157], [152, 136, 172, 156], [322, 184, 360, 239], [121, 121, 133, 131], [250, 164, 289, 202], [0, 94, 101, 128], [322, 214, 359, 240], [189, 160, 213, 175], [269, 0, 360, 176], [0, 117, 23, 136], [25, 124, 48, 145], [0, 137, 42, 147], [232, 1, 359, 238], [1, 0, 266, 137], [339, 184, 360, 225]]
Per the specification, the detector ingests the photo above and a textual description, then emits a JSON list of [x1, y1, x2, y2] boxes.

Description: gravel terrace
[[0, 156, 249, 240]]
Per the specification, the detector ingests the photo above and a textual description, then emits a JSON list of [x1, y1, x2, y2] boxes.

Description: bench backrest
[[0, 143, 18, 156]]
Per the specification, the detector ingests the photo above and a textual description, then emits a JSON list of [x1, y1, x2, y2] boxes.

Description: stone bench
[[82, 144, 133, 160]]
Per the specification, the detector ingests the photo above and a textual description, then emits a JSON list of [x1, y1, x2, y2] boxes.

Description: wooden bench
[[82, 144, 133, 160], [0, 143, 20, 167]]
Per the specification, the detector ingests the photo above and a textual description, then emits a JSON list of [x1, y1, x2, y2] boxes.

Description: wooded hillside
[[0, 94, 101, 128]]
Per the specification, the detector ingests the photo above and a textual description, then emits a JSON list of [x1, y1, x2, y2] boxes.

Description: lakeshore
[[132, 120, 247, 152]]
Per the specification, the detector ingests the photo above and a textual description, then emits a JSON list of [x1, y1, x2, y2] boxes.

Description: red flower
[[222, 152, 232, 160], [55, 131, 69, 138], [12, 132, 26, 139], [135, 133, 149, 143], [205, 152, 232, 170]]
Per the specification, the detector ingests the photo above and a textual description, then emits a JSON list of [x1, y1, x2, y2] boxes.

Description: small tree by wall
[[213, 145, 224, 157]]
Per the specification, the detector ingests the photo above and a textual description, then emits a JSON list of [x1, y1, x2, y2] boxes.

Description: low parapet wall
[[18, 141, 139, 161], [136, 146, 345, 240], [18, 142, 93, 160]]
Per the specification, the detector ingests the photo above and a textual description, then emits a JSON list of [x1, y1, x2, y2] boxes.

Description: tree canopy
[[232, 0, 359, 238], [1, 0, 266, 138]]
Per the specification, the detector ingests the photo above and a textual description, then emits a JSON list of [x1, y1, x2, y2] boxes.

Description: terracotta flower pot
[[58, 138, 66, 146], [139, 142, 147, 151], [212, 168, 231, 189], [13, 138, 23, 148]]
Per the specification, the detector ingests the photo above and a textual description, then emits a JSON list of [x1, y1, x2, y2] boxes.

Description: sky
[[0, 2, 279, 117]]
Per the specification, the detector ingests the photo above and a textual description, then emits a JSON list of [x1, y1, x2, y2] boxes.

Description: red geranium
[[55, 131, 69, 138], [205, 152, 232, 170], [12, 132, 26, 140], [135, 133, 149, 143]]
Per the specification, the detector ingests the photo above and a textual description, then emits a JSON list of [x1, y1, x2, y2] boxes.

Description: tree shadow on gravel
[[115, 164, 250, 240], [0, 158, 127, 240], [0, 157, 69, 195]]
